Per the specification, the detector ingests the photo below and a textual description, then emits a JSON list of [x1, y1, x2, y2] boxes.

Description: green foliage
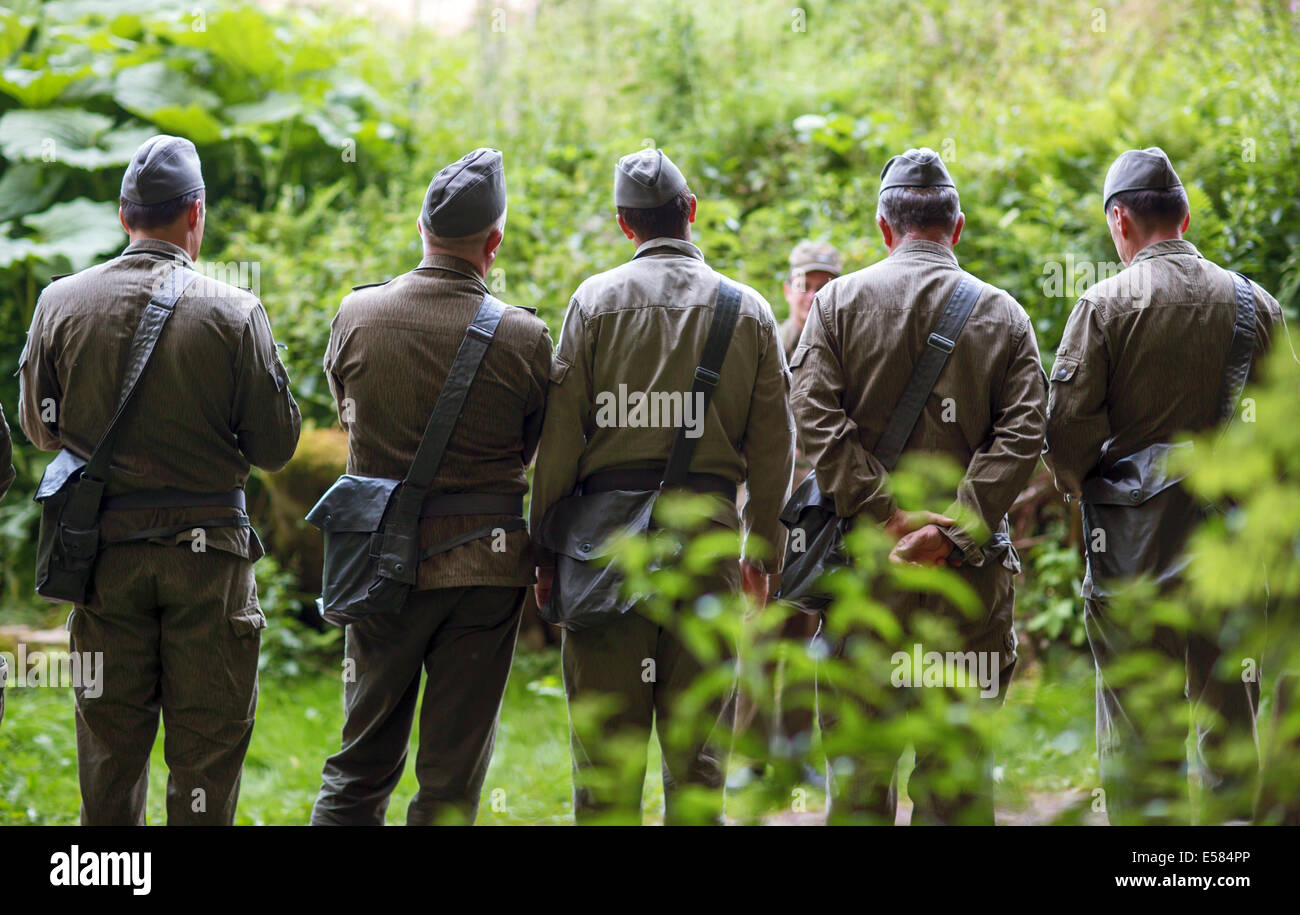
[[0, 1, 1296, 822]]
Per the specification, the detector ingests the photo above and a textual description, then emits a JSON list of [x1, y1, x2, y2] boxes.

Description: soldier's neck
[[127, 230, 198, 262]]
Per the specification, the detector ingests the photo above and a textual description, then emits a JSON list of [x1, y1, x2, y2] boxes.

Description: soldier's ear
[[687, 194, 698, 224], [1180, 210, 1190, 235], [951, 212, 966, 247], [876, 215, 892, 248], [616, 212, 637, 241], [484, 226, 504, 261], [119, 207, 130, 234]]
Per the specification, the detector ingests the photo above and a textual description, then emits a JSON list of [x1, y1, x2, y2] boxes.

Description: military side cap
[[1102, 146, 1183, 212], [879, 147, 955, 191], [120, 135, 204, 206], [614, 148, 688, 208], [421, 147, 506, 237], [789, 240, 843, 277]]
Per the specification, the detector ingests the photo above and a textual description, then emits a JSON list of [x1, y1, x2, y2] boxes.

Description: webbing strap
[[421, 517, 526, 560], [873, 273, 983, 471], [660, 279, 743, 488], [1217, 273, 1258, 424]]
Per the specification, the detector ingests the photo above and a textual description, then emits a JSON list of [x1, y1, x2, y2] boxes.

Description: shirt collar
[[632, 236, 706, 262], [414, 253, 488, 289], [890, 238, 960, 265], [123, 237, 194, 266], [1131, 238, 1201, 264]]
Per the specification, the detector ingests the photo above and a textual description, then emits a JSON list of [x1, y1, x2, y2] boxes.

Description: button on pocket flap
[[535, 490, 657, 560], [1081, 441, 1194, 505], [1050, 357, 1079, 383], [306, 474, 400, 532], [229, 605, 267, 638]]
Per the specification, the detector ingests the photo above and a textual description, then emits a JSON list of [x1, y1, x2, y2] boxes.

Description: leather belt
[[582, 469, 736, 501], [420, 492, 524, 517], [102, 488, 246, 511]]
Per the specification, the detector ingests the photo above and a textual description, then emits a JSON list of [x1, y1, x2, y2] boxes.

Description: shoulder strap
[[1217, 273, 1257, 424], [84, 263, 198, 484], [63, 262, 197, 528], [404, 293, 508, 495], [661, 278, 743, 488], [873, 272, 983, 472]]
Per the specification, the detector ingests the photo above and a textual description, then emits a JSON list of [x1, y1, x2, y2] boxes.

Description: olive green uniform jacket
[[530, 236, 795, 571], [323, 254, 553, 589], [1044, 239, 1282, 499]]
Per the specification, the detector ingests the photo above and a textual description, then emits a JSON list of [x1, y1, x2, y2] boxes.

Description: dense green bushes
[[0, 0, 1296, 641]]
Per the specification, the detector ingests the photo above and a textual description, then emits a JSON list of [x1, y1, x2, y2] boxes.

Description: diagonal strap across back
[[873, 273, 983, 472], [1217, 273, 1257, 425], [660, 278, 743, 489], [390, 293, 508, 523]]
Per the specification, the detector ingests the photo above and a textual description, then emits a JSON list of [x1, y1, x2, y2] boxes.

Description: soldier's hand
[[534, 566, 555, 610], [883, 509, 954, 541], [889, 524, 956, 567], [740, 559, 769, 609]]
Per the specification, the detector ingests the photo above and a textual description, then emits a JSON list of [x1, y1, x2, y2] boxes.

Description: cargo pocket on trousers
[[229, 606, 267, 639]]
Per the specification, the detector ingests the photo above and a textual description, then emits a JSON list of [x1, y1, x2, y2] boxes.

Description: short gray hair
[[876, 187, 960, 235], [424, 208, 507, 257]]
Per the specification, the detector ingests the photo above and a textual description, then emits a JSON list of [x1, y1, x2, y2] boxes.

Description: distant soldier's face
[[784, 270, 836, 324]]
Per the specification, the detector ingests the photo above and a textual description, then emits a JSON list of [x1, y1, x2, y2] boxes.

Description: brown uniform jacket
[[1045, 239, 1283, 497], [790, 239, 1047, 564], [19, 238, 301, 560], [529, 237, 795, 571], [325, 254, 552, 590]]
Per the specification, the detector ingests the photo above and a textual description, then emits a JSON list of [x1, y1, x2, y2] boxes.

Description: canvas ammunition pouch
[[34, 263, 203, 604], [1080, 272, 1257, 598], [307, 292, 522, 628], [534, 279, 743, 631], [777, 273, 986, 613]]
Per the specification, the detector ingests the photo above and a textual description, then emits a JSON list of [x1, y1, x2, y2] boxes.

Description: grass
[[0, 646, 1096, 825]]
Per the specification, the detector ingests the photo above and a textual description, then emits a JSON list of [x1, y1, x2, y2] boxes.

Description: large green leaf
[[0, 164, 66, 222], [0, 66, 90, 107], [0, 228, 42, 270], [0, 108, 153, 169], [21, 197, 125, 272], [225, 92, 303, 127], [112, 62, 224, 144]]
